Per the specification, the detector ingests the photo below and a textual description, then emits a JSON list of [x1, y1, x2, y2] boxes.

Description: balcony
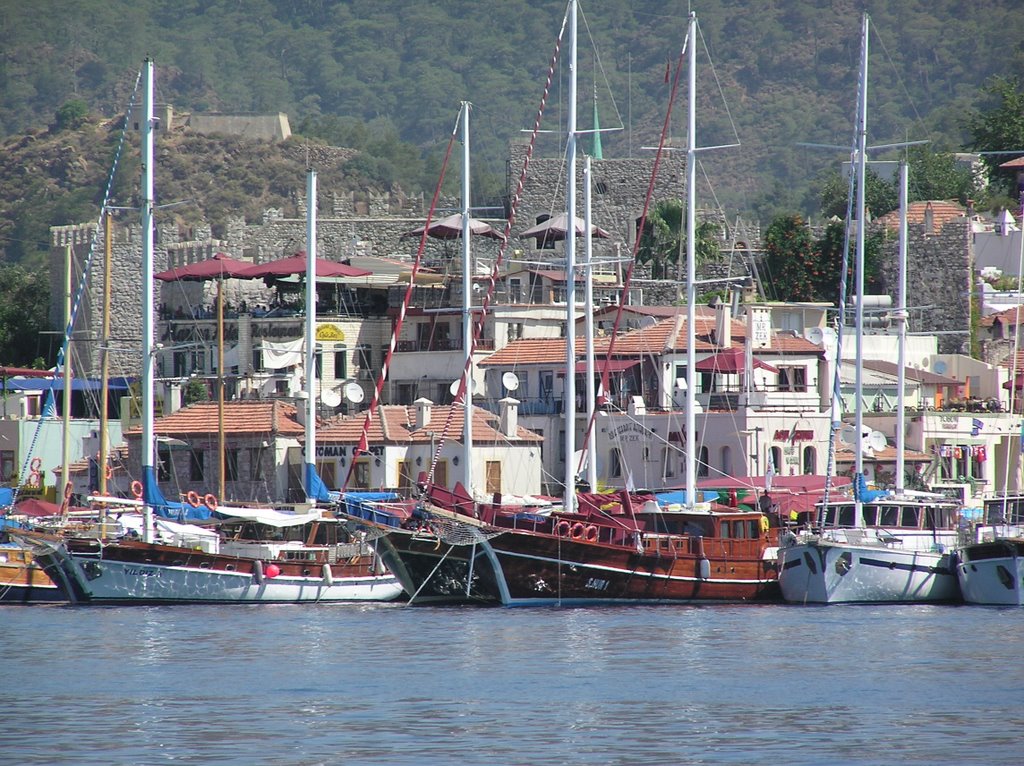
[[395, 338, 495, 353]]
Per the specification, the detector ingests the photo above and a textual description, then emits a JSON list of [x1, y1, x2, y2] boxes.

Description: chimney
[[499, 397, 519, 437], [294, 390, 308, 426], [714, 300, 732, 348], [924, 202, 934, 235], [414, 397, 432, 430]]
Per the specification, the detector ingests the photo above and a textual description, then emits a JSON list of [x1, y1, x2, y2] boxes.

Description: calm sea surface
[[1, 602, 1020, 766]]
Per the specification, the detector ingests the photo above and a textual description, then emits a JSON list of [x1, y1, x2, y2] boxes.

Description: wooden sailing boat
[[341, 4, 779, 605], [776, 15, 961, 604], [14, 64, 401, 603]]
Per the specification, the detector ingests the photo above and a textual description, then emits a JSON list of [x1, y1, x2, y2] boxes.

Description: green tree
[[184, 378, 209, 405], [763, 215, 818, 301], [966, 76, 1024, 197], [636, 200, 720, 281], [0, 266, 51, 366], [54, 99, 89, 131], [818, 168, 899, 220], [906, 145, 979, 204]]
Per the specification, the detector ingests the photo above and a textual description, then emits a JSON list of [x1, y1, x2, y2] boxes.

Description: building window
[[352, 459, 370, 489], [770, 446, 783, 475], [314, 352, 323, 379], [356, 344, 372, 373], [0, 450, 14, 482], [610, 449, 622, 478], [249, 447, 264, 481], [720, 445, 732, 476], [398, 460, 414, 493], [778, 366, 807, 392], [662, 447, 675, 478], [334, 350, 348, 379], [534, 214, 555, 250], [225, 449, 239, 482], [509, 278, 523, 303], [190, 450, 204, 482], [486, 460, 502, 495], [158, 446, 171, 481], [803, 446, 816, 474], [433, 460, 448, 489], [698, 446, 710, 478]]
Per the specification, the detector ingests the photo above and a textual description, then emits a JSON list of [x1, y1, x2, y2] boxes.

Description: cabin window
[[720, 521, 730, 538], [778, 366, 807, 392], [733, 521, 748, 539], [900, 507, 920, 527], [225, 449, 239, 482], [880, 505, 899, 526], [862, 506, 878, 526], [190, 450, 204, 482]]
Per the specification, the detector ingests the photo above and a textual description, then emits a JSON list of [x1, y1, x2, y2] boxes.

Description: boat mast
[[854, 13, 868, 526], [99, 209, 112, 527], [895, 158, 908, 492], [563, 0, 578, 511], [304, 169, 317, 505], [684, 11, 697, 508], [61, 243, 72, 513], [460, 100, 473, 487], [140, 59, 156, 542], [583, 154, 598, 492]]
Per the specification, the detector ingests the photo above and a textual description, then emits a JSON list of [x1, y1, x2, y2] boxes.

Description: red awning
[[573, 359, 639, 374], [695, 347, 779, 374]]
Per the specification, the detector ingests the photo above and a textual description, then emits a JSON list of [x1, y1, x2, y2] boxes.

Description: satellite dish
[[933, 360, 948, 375], [868, 430, 888, 452], [321, 389, 342, 408], [639, 316, 657, 328], [820, 327, 837, 344], [473, 379, 483, 396], [839, 425, 857, 445], [806, 327, 825, 345], [449, 379, 461, 396], [344, 381, 365, 404], [502, 371, 520, 391]]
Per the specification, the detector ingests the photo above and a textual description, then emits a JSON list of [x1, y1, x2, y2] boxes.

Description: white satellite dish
[[449, 379, 461, 396], [805, 327, 824, 345], [344, 381, 365, 404], [502, 371, 520, 391], [867, 430, 888, 452], [321, 389, 342, 408], [839, 425, 857, 445], [820, 326, 838, 344]]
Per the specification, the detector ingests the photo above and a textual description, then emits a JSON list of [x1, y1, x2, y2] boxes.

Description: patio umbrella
[[239, 251, 371, 280], [695, 348, 779, 374], [518, 212, 611, 245], [403, 213, 505, 240]]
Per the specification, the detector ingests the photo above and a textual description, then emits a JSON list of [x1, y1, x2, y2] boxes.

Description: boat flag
[[1019, 421, 1024, 451], [765, 452, 775, 492], [971, 417, 983, 436]]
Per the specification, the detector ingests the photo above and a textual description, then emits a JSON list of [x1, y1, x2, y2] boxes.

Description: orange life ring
[[131, 480, 143, 499], [63, 481, 73, 500], [105, 464, 114, 480], [570, 522, 586, 540], [186, 490, 201, 507], [30, 457, 42, 472], [204, 493, 218, 511], [584, 525, 599, 542], [555, 519, 572, 537]]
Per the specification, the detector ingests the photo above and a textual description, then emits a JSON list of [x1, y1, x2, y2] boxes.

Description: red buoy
[[265, 563, 281, 578]]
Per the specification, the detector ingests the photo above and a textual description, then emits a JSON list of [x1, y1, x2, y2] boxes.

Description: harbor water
[[1, 602, 1020, 765]]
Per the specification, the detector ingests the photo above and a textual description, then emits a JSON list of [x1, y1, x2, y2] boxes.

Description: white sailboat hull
[[779, 541, 959, 604], [40, 546, 402, 604], [956, 539, 1024, 606]]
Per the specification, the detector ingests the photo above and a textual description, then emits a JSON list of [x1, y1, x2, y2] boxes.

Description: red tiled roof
[[317, 404, 542, 445], [980, 305, 1024, 328], [874, 200, 966, 231], [999, 156, 1024, 169], [127, 400, 304, 436]]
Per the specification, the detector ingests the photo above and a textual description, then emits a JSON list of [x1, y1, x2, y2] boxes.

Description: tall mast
[[563, 0, 578, 510], [460, 101, 473, 486], [684, 11, 697, 508], [304, 169, 317, 504], [140, 59, 156, 542], [895, 159, 908, 492], [583, 154, 598, 491], [854, 13, 869, 526]]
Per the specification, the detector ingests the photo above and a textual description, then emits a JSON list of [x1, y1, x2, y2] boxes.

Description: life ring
[[63, 481, 73, 500], [30, 457, 42, 472], [204, 493, 218, 510], [570, 522, 586, 540], [759, 514, 770, 534], [131, 480, 143, 499], [186, 490, 201, 508], [105, 464, 114, 480], [584, 525, 599, 542], [555, 519, 572, 537]]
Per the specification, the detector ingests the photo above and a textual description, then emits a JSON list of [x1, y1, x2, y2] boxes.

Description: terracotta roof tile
[[317, 403, 542, 445], [874, 200, 966, 231], [980, 305, 1024, 328], [127, 400, 304, 437]]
